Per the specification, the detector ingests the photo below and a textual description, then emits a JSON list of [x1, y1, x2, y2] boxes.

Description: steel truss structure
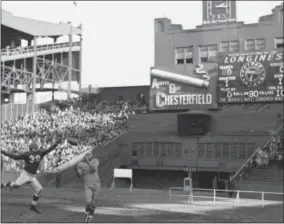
[[1, 55, 80, 93]]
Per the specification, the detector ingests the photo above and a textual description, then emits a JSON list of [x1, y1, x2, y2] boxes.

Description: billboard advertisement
[[218, 51, 283, 103], [149, 65, 218, 111]]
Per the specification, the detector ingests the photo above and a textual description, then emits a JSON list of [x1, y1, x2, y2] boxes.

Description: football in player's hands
[[67, 137, 78, 146], [77, 162, 89, 175]]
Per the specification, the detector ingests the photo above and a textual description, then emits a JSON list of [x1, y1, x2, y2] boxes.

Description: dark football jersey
[[22, 151, 44, 175], [1, 139, 64, 175]]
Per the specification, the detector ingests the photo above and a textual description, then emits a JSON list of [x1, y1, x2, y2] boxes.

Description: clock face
[[240, 61, 266, 87], [211, 1, 229, 20], [203, 0, 236, 24]]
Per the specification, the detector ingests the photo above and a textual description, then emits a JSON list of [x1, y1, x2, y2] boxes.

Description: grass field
[[1, 186, 283, 223]]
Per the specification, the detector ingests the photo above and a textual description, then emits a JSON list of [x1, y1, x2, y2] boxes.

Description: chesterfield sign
[[149, 66, 218, 111]]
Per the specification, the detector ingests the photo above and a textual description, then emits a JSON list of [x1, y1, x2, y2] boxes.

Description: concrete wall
[[154, 5, 283, 74], [118, 103, 283, 172], [234, 180, 283, 193]]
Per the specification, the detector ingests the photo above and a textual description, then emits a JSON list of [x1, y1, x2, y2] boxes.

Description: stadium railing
[[1, 42, 80, 58], [230, 124, 284, 182], [168, 187, 283, 207]]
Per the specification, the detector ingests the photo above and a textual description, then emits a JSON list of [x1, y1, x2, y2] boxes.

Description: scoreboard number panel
[[218, 52, 283, 103]]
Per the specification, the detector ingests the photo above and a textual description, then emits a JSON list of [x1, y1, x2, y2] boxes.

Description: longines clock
[[202, 0, 237, 24]]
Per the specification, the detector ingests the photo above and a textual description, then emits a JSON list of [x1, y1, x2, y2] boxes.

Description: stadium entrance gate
[[192, 171, 230, 190]]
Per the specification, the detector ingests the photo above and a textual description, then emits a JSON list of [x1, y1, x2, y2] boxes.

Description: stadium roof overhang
[[179, 110, 212, 116], [2, 9, 82, 38]]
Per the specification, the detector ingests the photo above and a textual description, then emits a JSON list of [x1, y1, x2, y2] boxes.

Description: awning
[[178, 110, 212, 116], [2, 9, 82, 37]]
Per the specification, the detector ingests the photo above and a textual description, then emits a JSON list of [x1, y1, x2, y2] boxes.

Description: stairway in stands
[[244, 164, 283, 182], [232, 125, 283, 193]]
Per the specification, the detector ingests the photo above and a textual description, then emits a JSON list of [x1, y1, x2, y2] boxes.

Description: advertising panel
[[218, 51, 283, 103], [149, 65, 218, 111]]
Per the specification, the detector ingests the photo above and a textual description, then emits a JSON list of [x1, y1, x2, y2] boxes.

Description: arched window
[[156, 21, 165, 33]]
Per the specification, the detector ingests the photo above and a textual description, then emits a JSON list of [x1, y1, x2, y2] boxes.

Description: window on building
[[175, 47, 193, 65], [132, 143, 138, 157], [255, 39, 265, 50], [153, 143, 160, 157], [275, 37, 284, 49], [214, 143, 222, 158], [222, 143, 229, 158], [161, 143, 168, 157], [221, 41, 240, 53], [174, 143, 182, 158], [238, 143, 246, 159], [184, 47, 193, 64], [231, 143, 238, 158], [118, 96, 123, 101], [246, 143, 255, 158], [138, 143, 145, 157], [200, 45, 218, 63], [146, 143, 153, 157], [230, 41, 240, 52], [245, 39, 255, 51], [198, 143, 206, 158], [206, 143, 213, 158], [168, 143, 175, 158], [245, 38, 265, 51]]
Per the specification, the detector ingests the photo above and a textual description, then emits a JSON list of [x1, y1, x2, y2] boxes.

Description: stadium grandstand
[[1, 1, 283, 223]]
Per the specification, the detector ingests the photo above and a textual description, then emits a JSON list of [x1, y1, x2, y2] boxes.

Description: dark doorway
[[194, 171, 218, 189]]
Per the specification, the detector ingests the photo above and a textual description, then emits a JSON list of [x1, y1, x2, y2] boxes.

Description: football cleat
[[30, 204, 41, 214]]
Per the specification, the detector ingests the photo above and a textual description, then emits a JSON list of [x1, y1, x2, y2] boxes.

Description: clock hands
[[215, 3, 228, 8]]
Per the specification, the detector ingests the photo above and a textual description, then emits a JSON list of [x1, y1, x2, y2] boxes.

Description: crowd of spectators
[[240, 128, 284, 180], [1, 98, 148, 173]]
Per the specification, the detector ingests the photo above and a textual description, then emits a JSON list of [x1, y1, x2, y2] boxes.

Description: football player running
[[76, 152, 101, 223], [1, 134, 66, 214]]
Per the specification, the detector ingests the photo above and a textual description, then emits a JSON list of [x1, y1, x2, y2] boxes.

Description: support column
[[32, 36, 37, 113], [0, 66, 2, 128], [52, 54, 55, 104], [68, 24, 73, 100], [79, 24, 83, 109]]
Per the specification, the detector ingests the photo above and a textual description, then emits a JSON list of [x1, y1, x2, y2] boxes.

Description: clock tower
[[202, 0, 237, 25]]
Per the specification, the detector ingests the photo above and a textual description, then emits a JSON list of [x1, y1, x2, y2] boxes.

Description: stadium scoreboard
[[218, 51, 283, 103]]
